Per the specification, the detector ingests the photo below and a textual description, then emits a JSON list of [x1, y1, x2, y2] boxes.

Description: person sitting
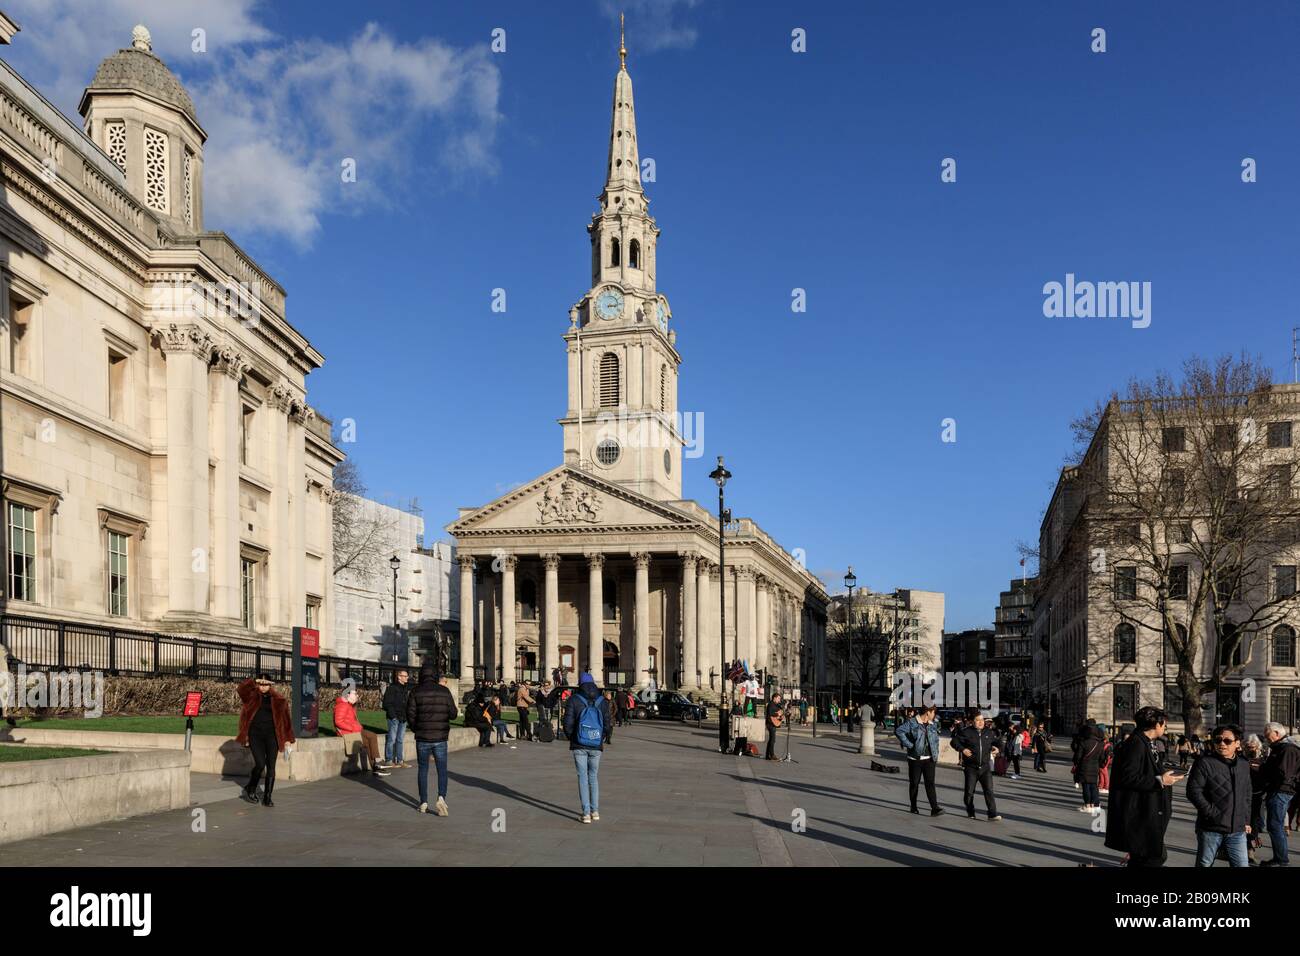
[[490, 694, 512, 744], [333, 682, 390, 776]]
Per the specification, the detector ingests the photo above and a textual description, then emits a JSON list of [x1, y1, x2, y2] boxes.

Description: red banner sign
[[182, 691, 203, 717], [298, 627, 320, 659]]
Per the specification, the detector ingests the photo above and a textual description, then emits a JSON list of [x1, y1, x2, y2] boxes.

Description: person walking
[[1260, 722, 1300, 866], [235, 673, 296, 807], [1104, 706, 1182, 867], [563, 672, 611, 824], [952, 711, 1002, 821], [603, 690, 615, 743], [1032, 725, 1049, 773], [1073, 719, 1105, 813], [406, 665, 458, 816], [381, 669, 411, 769], [895, 705, 944, 817], [614, 687, 629, 727], [1006, 723, 1023, 778], [515, 682, 535, 742], [1186, 723, 1252, 867], [765, 691, 785, 761]]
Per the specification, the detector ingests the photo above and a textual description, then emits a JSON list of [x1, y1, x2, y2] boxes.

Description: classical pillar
[[458, 555, 476, 678], [633, 552, 651, 685], [266, 379, 295, 632], [680, 552, 698, 688], [587, 553, 605, 680], [696, 559, 712, 685], [287, 403, 310, 629], [210, 347, 248, 621], [755, 576, 770, 676], [158, 324, 213, 617], [543, 553, 560, 679], [500, 555, 517, 680], [736, 567, 755, 668]]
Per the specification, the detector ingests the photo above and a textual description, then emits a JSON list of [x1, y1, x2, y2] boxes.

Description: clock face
[[656, 300, 668, 332], [595, 288, 624, 320]]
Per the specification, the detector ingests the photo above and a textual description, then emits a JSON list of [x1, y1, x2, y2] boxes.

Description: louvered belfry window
[[660, 365, 668, 411], [144, 127, 169, 213], [599, 353, 620, 407]]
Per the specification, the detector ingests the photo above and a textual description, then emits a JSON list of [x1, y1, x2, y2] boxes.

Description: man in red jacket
[[334, 682, 390, 776]]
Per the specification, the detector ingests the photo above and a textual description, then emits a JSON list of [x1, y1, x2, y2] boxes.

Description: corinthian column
[[755, 576, 770, 676], [696, 559, 712, 685], [587, 553, 605, 680], [680, 552, 698, 688], [543, 553, 560, 679], [210, 347, 249, 621], [458, 555, 475, 678], [500, 554, 517, 680], [736, 567, 755, 669], [633, 552, 651, 686]]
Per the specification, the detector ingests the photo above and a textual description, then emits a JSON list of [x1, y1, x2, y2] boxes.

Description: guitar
[[769, 709, 784, 728]]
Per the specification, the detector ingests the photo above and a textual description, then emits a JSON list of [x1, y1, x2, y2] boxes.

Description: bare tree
[[331, 458, 398, 582], [830, 598, 935, 704], [1070, 354, 1300, 734]]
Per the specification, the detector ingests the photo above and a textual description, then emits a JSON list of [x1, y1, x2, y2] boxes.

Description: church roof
[[83, 27, 197, 124]]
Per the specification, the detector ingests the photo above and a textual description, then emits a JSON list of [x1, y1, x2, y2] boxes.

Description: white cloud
[[2, 3, 501, 249], [601, 0, 705, 54]]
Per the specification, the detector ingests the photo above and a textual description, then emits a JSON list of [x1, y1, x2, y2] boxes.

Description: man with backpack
[[563, 672, 611, 824]]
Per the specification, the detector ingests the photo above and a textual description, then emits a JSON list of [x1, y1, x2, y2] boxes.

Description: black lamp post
[[390, 554, 402, 664], [1212, 603, 1225, 726], [843, 567, 857, 729], [709, 456, 732, 754]]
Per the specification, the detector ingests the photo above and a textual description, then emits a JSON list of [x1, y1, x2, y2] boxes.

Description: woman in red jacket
[[235, 674, 295, 807]]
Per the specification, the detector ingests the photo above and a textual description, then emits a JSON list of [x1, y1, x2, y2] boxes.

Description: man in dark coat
[[381, 669, 411, 768], [951, 710, 1002, 820], [1105, 706, 1182, 866], [405, 665, 459, 815], [1186, 723, 1252, 867]]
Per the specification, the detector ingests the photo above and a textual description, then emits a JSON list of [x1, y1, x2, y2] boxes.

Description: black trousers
[[1127, 848, 1167, 867], [907, 758, 938, 811], [1010, 755, 1021, 775], [766, 724, 778, 759], [517, 707, 531, 740], [247, 726, 278, 797], [963, 766, 998, 817]]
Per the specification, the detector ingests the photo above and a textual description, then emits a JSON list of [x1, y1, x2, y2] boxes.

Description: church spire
[[603, 15, 642, 200], [619, 12, 627, 69]]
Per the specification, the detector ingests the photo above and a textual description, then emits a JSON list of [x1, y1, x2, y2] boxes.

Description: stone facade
[[0, 24, 342, 647], [448, 42, 827, 690], [989, 576, 1033, 710], [826, 587, 944, 705]]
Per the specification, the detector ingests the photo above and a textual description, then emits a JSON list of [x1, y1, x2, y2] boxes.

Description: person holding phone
[[895, 705, 944, 816], [1105, 706, 1181, 866]]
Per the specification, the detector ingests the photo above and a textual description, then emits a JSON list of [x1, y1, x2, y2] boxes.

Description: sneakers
[[581, 813, 592, 824], [591, 811, 600, 821], [435, 797, 449, 817], [418, 802, 429, 814], [988, 815, 1003, 822], [373, 767, 392, 777], [930, 808, 945, 817]]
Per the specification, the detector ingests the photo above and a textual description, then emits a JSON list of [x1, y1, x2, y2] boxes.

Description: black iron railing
[[0, 613, 398, 688]]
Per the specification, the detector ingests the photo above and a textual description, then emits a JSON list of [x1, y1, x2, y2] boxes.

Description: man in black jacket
[[381, 669, 411, 769], [1186, 723, 1251, 867], [405, 665, 459, 816], [1105, 706, 1182, 866], [951, 710, 1002, 820], [1261, 722, 1299, 866]]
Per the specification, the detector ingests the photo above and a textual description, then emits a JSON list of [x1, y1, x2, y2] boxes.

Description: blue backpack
[[576, 696, 605, 748]]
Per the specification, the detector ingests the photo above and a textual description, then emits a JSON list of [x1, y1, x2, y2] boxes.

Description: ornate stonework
[[155, 322, 213, 359], [212, 345, 250, 380], [537, 477, 603, 525]]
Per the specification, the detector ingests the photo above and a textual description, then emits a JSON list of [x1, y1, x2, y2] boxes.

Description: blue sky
[[6, 1, 1300, 630]]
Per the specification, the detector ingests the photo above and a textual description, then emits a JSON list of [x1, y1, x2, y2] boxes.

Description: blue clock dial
[[596, 289, 624, 320]]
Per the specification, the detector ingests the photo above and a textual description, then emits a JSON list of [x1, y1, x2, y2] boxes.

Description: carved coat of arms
[[537, 478, 602, 525]]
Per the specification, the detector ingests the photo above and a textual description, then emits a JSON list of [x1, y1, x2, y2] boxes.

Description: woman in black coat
[[1104, 706, 1181, 866], [1074, 720, 1106, 811]]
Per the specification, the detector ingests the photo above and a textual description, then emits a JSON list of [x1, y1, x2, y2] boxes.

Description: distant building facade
[[989, 577, 1034, 710]]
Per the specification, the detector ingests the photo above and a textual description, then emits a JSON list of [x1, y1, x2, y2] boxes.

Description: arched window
[[659, 365, 668, 412], [629, 239, 640, 269], [598, 352, 620, 407], [1273, 624, 1296, 667], [610, 238, 620, 267], [1113, 623, 1137, 664], [519, 578, 537, 621]]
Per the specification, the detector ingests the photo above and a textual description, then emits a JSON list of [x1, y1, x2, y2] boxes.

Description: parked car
[[635, 691, 707, 722]]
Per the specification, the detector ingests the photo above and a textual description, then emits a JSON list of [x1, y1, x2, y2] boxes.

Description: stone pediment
[[449, 466, 696, 537]]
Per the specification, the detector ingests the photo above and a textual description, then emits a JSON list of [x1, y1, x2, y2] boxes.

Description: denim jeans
[[385, 719, 406, 763], [573, 748, 602, 815], [1082, 782, 1099, 805], [416, 740, 448, 804], [1196, 830, 1249, 867], [1265, 791, 1292, 863], [493, 719, 510, 742]]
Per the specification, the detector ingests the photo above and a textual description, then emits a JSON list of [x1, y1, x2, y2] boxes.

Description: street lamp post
[[390, 554, 402, 665], [709, 456, 732, 754], [1045, 598, 1053, 734], [1212, 603, 1225, 726], [843, 567, 856, 734]]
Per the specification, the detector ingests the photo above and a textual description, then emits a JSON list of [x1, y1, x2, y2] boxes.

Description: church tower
[[561, 17, 684, 501]]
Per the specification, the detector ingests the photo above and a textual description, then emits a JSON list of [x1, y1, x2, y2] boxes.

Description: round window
[[664, 450, 672, 475], [596, 439, 621, 466]]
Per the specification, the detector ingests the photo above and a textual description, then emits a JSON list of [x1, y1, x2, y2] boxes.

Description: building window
[[598, 353, 620, 407], [1274, 625, 1297, 667], [1212, 423, 1235, 452], [107, 530, 129, 616], [1164, 469, 1186, 505], [1270, 688, 1297, 726], [629, 239, 640, 269], [602, 580, 618, 621], [1276, 566, 1297, 600], [1216, 568, 1238, 605], [610, 237, 620, 267], [1168, 564, 1188, 600], [659, 365, 667, 412], [240, 557, 256, 628], [1113, 566, 1137, 601], [183, 147, 194, 226], [1164, 682, 1184, 718], [106, 121, 127, 172], [7, 293, 33, 377], [519, 578, 537, 621], [1269, 421, 1293, 448], [1268, 464, 1293, 500], [143, 127, 169, 213], [1113, 682, 1139, 722], [6, 502, 37, 602], [1162, 427, 1185, 453], [241, 406, 255, 466], [108, 349, 127, 423], [595, 438, 620, 466], [1113, 624, 1137, 664]]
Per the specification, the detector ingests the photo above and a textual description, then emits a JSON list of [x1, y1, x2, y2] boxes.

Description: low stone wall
[[0, 725, 482, 782], [0, 747, 190, 845]]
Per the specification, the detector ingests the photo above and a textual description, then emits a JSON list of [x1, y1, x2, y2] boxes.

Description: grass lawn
[[0, 744, 108, 762], [12, 705, 521, 737]]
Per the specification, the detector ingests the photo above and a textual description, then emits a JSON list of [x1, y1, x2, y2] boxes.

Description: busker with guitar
[[765, 691, 785, 761]]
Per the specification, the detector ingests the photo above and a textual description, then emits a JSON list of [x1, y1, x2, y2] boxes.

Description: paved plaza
[[3, 722, 1203, 867]]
